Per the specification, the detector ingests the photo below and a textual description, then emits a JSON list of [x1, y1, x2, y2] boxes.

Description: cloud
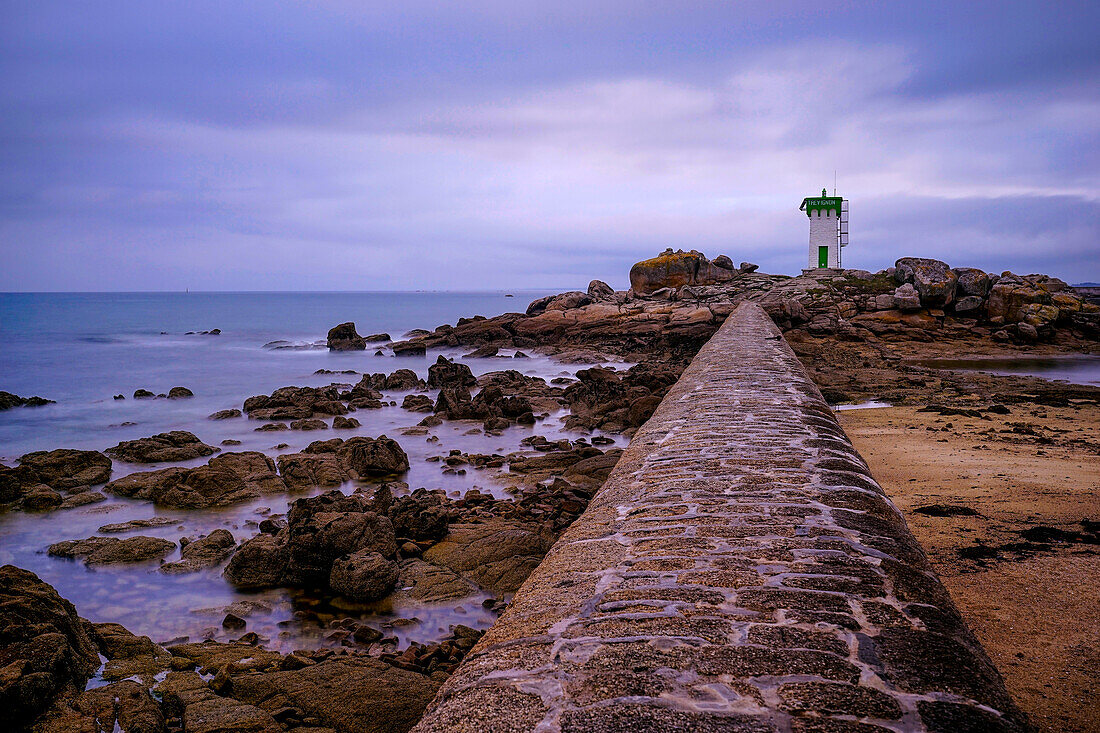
[[1, 3, 1098, 290]]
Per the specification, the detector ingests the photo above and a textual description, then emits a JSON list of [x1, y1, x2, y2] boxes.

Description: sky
[[1, 1, 1098, 291]]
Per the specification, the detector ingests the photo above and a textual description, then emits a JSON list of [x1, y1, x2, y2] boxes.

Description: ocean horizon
[[0, 290, 567, 458]]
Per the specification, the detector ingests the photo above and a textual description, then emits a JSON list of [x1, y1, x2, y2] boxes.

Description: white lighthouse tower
[[800, 188, 848, 271]]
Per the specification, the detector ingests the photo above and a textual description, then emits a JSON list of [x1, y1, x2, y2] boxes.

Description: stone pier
[[412, 303, 1029, 733]]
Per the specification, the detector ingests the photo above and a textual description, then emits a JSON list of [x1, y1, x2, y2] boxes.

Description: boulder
[[713, 255, 734, 269], [0, 566, 101, 729], [739, 262, 759, 273], [84, 622, 170, 686], [106, 431, 217, 463], [167, 386, 193, 399], [525, 294, 556, 316], [287, 499, 396, 565], [562, 362, 681, 433], [160, 640, 283, 674], [35, 679, 168, 733], [98, 518, 178, 533], [327, 322, 366, 351], [332, 416, 360, 429], [953, 296, 984, 316], [393, 559, 475, 603], [423, 519, 553, 593], [565, 449, 624, 488], [483, 416, 510, 432], [219, 656, 442, 733], [208, 451, 285, 494], [1052, 292, 1083, 315], [335, 436, 409, 478], [479, 389, 526, 424], [390, 340, 427, 356], [871, 293, 896, 311], [544, 291, 592, 311], [894, 257, 958, 307], [1019, 273, 1069, 292], [350, 376, 383, 401], [426, 356, 475, 389], [304, 438, 344, 454], [222, 613, 246, 630], [401, 394, 434, 412], [48, 536, 175, 565], [208, 408, 242, 420], [157, 672, 282, 733], [1019, 303, 1060, 329], [1070, 310, 1100, 338], [58, 492, 106, 510], [760, 298, 809, 330], [33, 679, 167, 733], [0, 391, 55, 410], [161, 530, 236, 574], [223, 534, 290, 589], [15, 449, 112, 491], [105, 452, 285, 508], [464, 344, 499, 358], [953, 267, 991, 297], [628, 394, 662, 426], [21, 486, 63, 511], [384, 369, 422, 391], [986, 281, 1051, 323], [328, 550, 398, 601], [91, 622, 164, 663], [0, 464, 40, 503], [629, 249, 738, 295], [587, 280, 615, 300], [133, 389, 155, 399], [389, 489, 450, 542], [251, 491, 399, 589], [893, 283, 922, 311], [290, 418, 328, 431], [434, 386, 475, 418], [245, 385, 345, 420], [507, 449, 593, 476], [276, 452, 349, 490]]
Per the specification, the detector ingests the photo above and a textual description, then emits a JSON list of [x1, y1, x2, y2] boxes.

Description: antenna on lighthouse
[[833, 170, 836, 196]]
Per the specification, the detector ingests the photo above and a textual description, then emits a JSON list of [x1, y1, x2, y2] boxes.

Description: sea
[[0, 290, 636, 652], [0, 291, 565, 456], [3, 292, 1098, 652], [915, 356, 1100, 386]]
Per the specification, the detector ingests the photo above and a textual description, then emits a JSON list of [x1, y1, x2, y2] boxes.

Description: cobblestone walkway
[[413, 303, 1031, 733]]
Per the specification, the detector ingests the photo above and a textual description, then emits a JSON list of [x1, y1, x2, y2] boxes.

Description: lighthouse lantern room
[[800, 188, 848, 270]]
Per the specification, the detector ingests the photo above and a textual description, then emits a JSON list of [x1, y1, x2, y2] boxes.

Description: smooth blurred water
[[0, 290, 642, 651], [0, 291, 554, 458], [917, 355, 1100, 386]]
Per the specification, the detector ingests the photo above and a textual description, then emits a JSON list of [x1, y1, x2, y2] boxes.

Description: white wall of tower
[[807, 209, 839, 268]]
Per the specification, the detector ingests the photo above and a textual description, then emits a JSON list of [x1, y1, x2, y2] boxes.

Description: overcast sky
[[2, 1, 1098, 291]]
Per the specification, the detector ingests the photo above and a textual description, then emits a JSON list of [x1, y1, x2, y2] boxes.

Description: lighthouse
[[800, 188, 848, 270]]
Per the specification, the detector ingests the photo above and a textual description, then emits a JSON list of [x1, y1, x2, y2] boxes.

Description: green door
[[818, 246, 829, 268]]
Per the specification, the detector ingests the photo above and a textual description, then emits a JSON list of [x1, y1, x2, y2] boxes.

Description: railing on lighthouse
[[838, 199, 849, 268]]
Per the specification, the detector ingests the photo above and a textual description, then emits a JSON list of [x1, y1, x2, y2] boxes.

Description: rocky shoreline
[[2, 251, 1098, 733], [2, 564, 483, 733], [384, 251, 1099, 362]]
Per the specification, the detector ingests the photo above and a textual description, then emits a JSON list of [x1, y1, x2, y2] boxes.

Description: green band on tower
[[799, 188, 843, 217]]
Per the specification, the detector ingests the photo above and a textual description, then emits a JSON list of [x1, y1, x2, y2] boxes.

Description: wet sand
[[839, 402, 1100, 733]]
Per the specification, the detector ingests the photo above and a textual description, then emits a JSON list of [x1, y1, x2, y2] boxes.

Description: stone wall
[[412, 303, 1030, 733]]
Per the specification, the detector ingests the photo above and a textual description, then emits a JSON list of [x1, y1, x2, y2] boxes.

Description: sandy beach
[[840, 402, 1100, 733]]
